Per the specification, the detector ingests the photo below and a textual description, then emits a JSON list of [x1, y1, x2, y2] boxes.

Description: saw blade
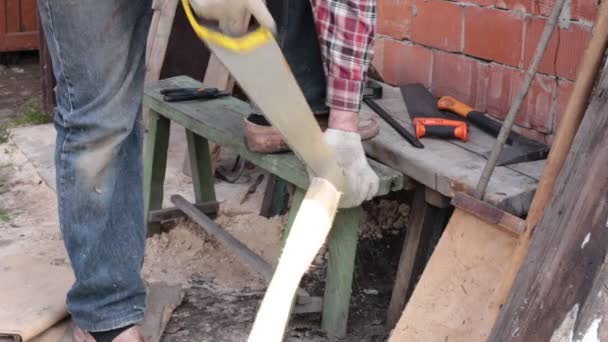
[[205, 38, 345, 190]]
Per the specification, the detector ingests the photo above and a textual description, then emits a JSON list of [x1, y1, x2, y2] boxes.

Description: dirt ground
[[0, 53, 412, 341], [0, 135, 410, 341], [0, 52, 42, 126]]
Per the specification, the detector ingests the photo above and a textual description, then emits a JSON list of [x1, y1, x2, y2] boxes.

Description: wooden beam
[[386, 184, 452, 329], [489, 62, 608, 342], [386, 184, 433, 329], [451, 192, 525, 236]]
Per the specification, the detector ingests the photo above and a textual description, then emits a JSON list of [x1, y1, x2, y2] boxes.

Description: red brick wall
[[372, 0, 596, 143]]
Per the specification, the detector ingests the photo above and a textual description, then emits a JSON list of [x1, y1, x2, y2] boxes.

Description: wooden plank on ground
[[488, 62, 608, 342], [144, 77, 404, 196]]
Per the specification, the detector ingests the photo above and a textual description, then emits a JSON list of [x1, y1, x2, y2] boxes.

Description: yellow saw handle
[[181, 0, 273, 53]]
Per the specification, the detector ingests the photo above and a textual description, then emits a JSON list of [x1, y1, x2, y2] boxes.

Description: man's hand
[[323, 127, 379, 208], [189, 0, 276, 35]]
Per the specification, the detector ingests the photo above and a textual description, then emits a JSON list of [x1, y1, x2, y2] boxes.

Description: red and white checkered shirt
[[310, 0, 376, 112]]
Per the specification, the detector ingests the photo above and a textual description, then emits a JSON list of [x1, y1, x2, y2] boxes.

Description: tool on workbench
[[182, 2, 344, 341], [161, 87, 230, 102], [438, 95, 550, 166], [437, 96, 514, 144], [400, 84, 466, 122], [401, 84, 549, 165], [363, 97, 424, 148], [414, 118, 468, 142]]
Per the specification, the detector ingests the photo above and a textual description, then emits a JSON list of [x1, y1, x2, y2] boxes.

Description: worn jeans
[[38, 0, 151, 332], [38, 0, 323, 332]]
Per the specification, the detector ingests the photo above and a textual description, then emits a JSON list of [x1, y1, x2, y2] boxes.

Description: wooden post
[[38, 23, 55, 117], [385, 184, 451, 329], [488, 60, 608, 342]]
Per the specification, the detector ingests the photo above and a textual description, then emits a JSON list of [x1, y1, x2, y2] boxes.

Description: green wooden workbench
[[143, 76, 404, 338]]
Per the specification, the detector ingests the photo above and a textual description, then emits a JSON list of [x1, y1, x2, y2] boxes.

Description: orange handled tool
[[438, 96, 513, 144], [414, 118, 468, 142]]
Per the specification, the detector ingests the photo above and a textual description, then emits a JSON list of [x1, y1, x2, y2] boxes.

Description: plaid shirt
[[310, 0, 376, 112]]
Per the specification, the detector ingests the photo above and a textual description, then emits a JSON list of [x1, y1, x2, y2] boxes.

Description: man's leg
[[38, 0, 152, 332]]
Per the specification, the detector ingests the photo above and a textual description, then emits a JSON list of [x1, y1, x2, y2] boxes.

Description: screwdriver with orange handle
[[437, 96, 514, 144], [414, 118, 468, 142]]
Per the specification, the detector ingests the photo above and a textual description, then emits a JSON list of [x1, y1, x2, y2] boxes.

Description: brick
[[461, 0, 496, 7], [411, 0, 463, 52], [572, 0, 599, 21], [486, 63, 556, 133], [496, 0, 534, 14], [431, 50, 489, 111], [534, 0, 598, 21], [554, 79, 574, 132], [464, 7, 524, 66], [372, 38, 433, 86], [378, 0, 414, 39], [523, 18, 592, 80]]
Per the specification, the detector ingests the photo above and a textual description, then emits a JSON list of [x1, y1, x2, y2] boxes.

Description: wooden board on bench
[[143, 76, 404, 196]]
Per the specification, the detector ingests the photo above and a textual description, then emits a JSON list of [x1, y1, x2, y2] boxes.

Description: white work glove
[[189, 0, 276, 35], [322, 129, 380, 208]]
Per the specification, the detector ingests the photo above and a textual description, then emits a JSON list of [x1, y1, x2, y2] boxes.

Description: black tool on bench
[[364, 96, 424, 149], [161, 87, 230, 102]]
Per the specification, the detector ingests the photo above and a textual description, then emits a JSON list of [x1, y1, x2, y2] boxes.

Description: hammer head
[[484, 134, 549, 166]]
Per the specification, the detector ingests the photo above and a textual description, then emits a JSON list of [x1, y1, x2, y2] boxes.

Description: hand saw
[[182, 0, 344, 189], [182, 2, 345, 341]]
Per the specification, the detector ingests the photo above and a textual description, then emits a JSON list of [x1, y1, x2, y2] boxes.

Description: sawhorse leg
[[281, 187, 361, 338], [144, 111, 171, 236], [322, 207, 362, 339], [185, 129, 216, 203]]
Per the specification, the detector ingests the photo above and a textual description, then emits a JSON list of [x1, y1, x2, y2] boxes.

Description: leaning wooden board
[[388, 201, 520, 341], [361, 84, 544, 217]]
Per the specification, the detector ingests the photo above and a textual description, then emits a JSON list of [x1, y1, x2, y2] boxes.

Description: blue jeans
[[38, 0, 152, 332], [37, 0, 323, 332]]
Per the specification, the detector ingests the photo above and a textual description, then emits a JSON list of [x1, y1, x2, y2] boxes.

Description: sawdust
[[143, 209, 284, 289], [0, 134, 284, 291]]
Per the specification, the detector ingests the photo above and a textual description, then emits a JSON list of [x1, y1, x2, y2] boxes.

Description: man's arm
[[310, 0, 379, 208], [310, 0, 376, 128]]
